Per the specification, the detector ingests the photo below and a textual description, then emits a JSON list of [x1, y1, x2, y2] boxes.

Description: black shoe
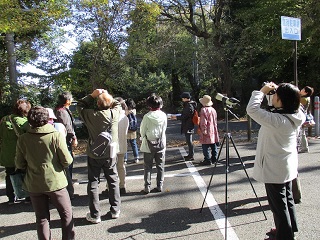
[[120, 188, 126, 195], [184, 155, 194, 161], [141, 187, 150, 194], [151, 187, 163, 193], [102, 189, 109, 195], [8, 198, 16, 205], [294, 199, 302, 204], [24, 197, 31, 204], [199, 160, 212, 166]]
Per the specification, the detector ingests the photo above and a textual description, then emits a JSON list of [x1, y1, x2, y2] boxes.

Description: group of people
[[0, 89, 168, 239], [0, 82, 315, 240], [171, 92, 220, 166], [0, 93, 77, 240]]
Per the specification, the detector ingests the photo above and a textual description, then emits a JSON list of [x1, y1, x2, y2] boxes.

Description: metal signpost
[[281, 16, 301, 86]]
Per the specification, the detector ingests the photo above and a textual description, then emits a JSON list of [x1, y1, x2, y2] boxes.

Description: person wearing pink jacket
[[197, 95, 219, 166]]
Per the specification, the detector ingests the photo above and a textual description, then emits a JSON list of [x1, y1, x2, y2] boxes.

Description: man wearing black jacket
[[177, 92, 197, 161]]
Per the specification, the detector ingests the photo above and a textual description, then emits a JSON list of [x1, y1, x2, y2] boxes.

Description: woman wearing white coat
[[114, 98, 129, 195], [246, 82, 305, 240], [105, 98, 129, 196]]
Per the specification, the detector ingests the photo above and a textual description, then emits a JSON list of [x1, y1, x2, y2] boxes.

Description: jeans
[[202, 143, 218, 162], [185, 133, 194, 157], [143, 151, 165, 190], [29, 188, 75, 240], [125, 138, 139, 159], [87, 156, 121, 218], [5, 167, 15, 201]]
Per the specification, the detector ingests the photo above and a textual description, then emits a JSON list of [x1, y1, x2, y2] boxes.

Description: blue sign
[[281, 16, 301, 41]]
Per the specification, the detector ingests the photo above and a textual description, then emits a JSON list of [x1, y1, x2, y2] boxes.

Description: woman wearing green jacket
[[15, 106, 75, 240], [0, 99, 30, 204]]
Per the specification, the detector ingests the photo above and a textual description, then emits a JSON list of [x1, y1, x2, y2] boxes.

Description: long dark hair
[[302, 86, 314, 97], [276, 83, 301, 114], [125, 98, 136, 110]]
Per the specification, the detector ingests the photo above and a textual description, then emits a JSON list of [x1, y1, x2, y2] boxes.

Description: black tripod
[[200, 103, 267, 240]]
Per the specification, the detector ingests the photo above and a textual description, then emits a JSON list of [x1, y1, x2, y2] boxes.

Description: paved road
[[0, 119, 319, 240]]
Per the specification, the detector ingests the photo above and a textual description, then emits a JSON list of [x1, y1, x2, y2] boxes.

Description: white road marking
[[179, 147, 239, 240]]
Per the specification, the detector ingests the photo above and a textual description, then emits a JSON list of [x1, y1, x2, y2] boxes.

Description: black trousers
[[87, 156, 121, 218], [184, 132, 194, 157], [265, 182, 298, 240]]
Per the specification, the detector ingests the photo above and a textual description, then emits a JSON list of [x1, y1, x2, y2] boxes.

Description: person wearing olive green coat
[[15, 106, 75, 240], [0, 99, 31, 203]]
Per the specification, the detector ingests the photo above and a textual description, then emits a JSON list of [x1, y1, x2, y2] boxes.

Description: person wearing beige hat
[[46, 108, 67, 137], [198, 95, 219, 166]]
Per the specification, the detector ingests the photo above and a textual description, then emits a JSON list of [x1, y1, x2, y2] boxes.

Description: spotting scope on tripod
[[200, 92, 267, 240]]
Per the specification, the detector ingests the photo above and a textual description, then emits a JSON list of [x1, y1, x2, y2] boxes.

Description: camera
[[215, 93, 240, 108], [262, 82, 276, 95]]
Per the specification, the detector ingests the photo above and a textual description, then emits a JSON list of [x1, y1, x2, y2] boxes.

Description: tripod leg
[[200, 134, 227, 213], [229, 136, 267, 220]]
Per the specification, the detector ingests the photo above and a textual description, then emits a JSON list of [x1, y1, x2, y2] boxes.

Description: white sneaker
[[111, 210, 120, 219], [86, 212, 101, 224], [135, 158, 139, 163]]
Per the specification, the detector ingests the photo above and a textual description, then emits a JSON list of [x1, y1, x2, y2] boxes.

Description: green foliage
[[2, 0, 320, 119], [0, 0, 70, 34]]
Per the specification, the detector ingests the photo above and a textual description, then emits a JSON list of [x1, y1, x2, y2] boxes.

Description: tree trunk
[[171, 69, 181, 108], [219, 59, 232, 95], [5, 33, 18, 103]]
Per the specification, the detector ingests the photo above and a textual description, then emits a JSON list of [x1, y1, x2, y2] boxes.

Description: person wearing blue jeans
[[125, 138, 139, 161], [202, 143, 218, 163], [198, 95, 220, 166], [125, 98, 140, 163]]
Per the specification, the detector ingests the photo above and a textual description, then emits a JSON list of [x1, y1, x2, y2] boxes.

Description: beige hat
[[46, 108, 57, 119], [199, 95, 213, 107]]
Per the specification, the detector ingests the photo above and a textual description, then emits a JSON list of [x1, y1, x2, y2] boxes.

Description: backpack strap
[[8, 115, 20, 137]]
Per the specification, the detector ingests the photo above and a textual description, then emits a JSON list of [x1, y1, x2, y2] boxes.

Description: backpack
[[127, 112, 138, 131], [90, 110, 113, 157], [192, 109, 200, 125], [90, 131, 112, 157]]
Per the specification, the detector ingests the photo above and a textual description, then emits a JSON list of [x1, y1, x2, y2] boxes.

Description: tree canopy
[[1, 0, 320, 117]]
